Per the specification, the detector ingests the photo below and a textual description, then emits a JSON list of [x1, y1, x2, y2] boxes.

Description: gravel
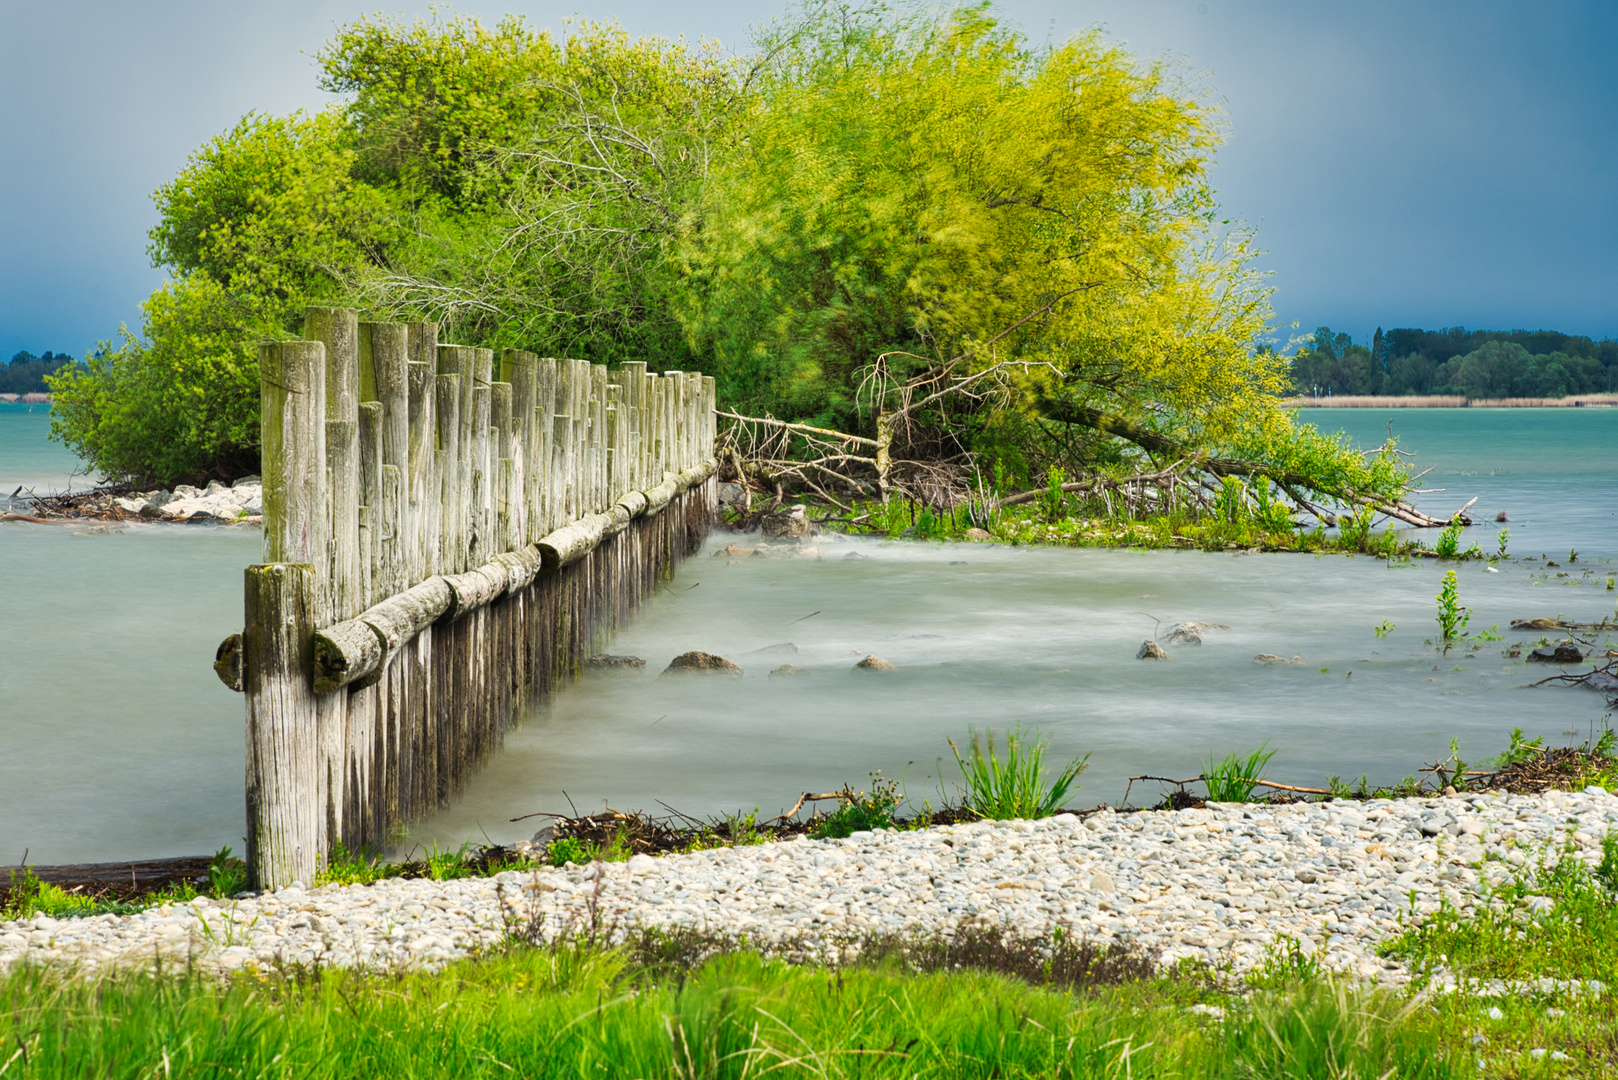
[[4, 789, 1614, 985]]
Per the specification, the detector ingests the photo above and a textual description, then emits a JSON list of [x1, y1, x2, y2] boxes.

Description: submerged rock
[[1137, 641, 1170, 660], [769, 664, 809, 678], [1254, 653, 1304, 665], [854, 654, 896, 672], [1164, 622, 1231, 647], [664, 651, 743, 676], [1528, 642, 1584, 664], [1511, 617, 1563, 630], [583, 654, 646, 672]]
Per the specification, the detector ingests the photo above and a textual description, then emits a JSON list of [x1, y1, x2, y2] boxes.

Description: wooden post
[[306, 307, 361, 625], [358, 401, 382, 606], [245, 563, 319, 891], [362, 320, 410, 599], [260, 341, 328, 575], [436, 371, 464, 574], [504, 352, 536, 545], [536, 357, 557, 535], [491, 380, 514, 554]]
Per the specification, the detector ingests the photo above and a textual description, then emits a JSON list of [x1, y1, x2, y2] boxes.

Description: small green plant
[[948, 726, 1089, 820], [1202, 742, 1277, 802], [206, 846, 248, 899], [1569, 548, 1579, 563], [1040, 466, 1067, 523], [1434, 522, 1462, 559], [1, 868, 102, 920], [1374, 618, 1395, 637], [1496, 528, 1510, 557], [1247, 935, 1324, 990], [1468, 623, 1502, 643], [1213, 475, 1247, 525], [546, 837, 596, 867], [1338, 504, 1375, 549], [1249, 476, 1296, 533], [1487, 727, 1545, 768], [1434, 569, 1470, 648], [811, 773, 902, 839]]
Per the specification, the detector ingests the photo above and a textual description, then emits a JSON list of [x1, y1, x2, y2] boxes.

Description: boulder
[[855, 654, 895, 672], [1137, 640, 1170, 660], [1528, 642, 1584, 664], [663, 651, 743, 676], [204, 480, 230, 497], [716, 481, 747, 511], [964, 528, 993, 541], [113, 497, 148, 515], [233, 475, 261, 488], [172, 485, 202, 500], [760, 504, 812, 540], [769, 664, 809, 678], [583, 654, 646, 672], [1253, 653, 1303, 665], [843, 551, 871, 561]]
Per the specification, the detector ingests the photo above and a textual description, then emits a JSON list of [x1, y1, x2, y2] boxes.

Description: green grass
[[1202, 743, 1277, 803], [0, 934, 1468, 1080], [949, 726, 1090, 820]]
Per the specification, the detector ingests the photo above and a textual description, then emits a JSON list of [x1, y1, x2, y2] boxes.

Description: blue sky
[[2, 0, 1615, 361]]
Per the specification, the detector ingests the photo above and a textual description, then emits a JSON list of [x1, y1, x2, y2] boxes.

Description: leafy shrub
[[48, 277, 264, 485], [949, 726, 1089, 820]]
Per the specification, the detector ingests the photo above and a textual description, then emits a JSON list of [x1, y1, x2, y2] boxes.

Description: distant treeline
[[2, 351, 81, 395], [1288, 327, 1618, 399]]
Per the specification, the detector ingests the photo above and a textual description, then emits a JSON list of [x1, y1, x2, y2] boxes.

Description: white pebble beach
[[5, 789, 1614, 987]]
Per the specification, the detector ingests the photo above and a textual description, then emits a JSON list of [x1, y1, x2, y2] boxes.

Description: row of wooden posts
[[214, 308, 718, 890]]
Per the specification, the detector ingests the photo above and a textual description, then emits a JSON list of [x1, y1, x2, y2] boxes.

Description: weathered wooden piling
[[226, 310, 717, 889]]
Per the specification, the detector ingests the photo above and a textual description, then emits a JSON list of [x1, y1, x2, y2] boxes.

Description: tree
[[317, 13, 739, 364], [48, 277, 262, 485], [679, 5, 1282, 446]]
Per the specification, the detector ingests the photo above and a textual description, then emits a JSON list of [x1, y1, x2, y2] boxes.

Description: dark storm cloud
[[3, 0, 1614, 361]]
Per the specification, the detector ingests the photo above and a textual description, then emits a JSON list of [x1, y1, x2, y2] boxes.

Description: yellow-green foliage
[[678, 6, 1280, 432]]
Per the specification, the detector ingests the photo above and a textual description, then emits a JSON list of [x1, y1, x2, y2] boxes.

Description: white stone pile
[[113, 477, 262, 523], [3, 789, 1614, 984]]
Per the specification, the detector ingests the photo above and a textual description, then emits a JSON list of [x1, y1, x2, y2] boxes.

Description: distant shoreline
[[0, 393, 52, 404], [1283, 394, 1618, 409]]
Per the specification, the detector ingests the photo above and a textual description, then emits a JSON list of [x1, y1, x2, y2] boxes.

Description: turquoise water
[[0, 402, 91, 498], [1, 405, 1614, 864]]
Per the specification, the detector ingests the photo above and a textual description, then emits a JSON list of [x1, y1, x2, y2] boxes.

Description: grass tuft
[[949, 725, 1089, 820]]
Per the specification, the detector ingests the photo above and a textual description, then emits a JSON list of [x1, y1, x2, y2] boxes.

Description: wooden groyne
[[215, 308, 717, 889]]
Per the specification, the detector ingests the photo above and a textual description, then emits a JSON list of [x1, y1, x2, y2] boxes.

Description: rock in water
[[1253, 653, 1303, 665], [1528, 642, 1584, 664], [760, 504, 813, 539], [1137, 641, 1170, 660], [664, 651, 743, 676], [769, 664, 809, 678], [746, 642, 798, 655], [964, 528, 993, 541], [1164, 621, 1230, 647], [1511, 617, 1562, 630], [855, 655, 896, 672], [583, 654, 646, 672]]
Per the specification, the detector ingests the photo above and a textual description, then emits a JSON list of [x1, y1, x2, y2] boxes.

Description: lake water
[[1, 405, 1614, 864]]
